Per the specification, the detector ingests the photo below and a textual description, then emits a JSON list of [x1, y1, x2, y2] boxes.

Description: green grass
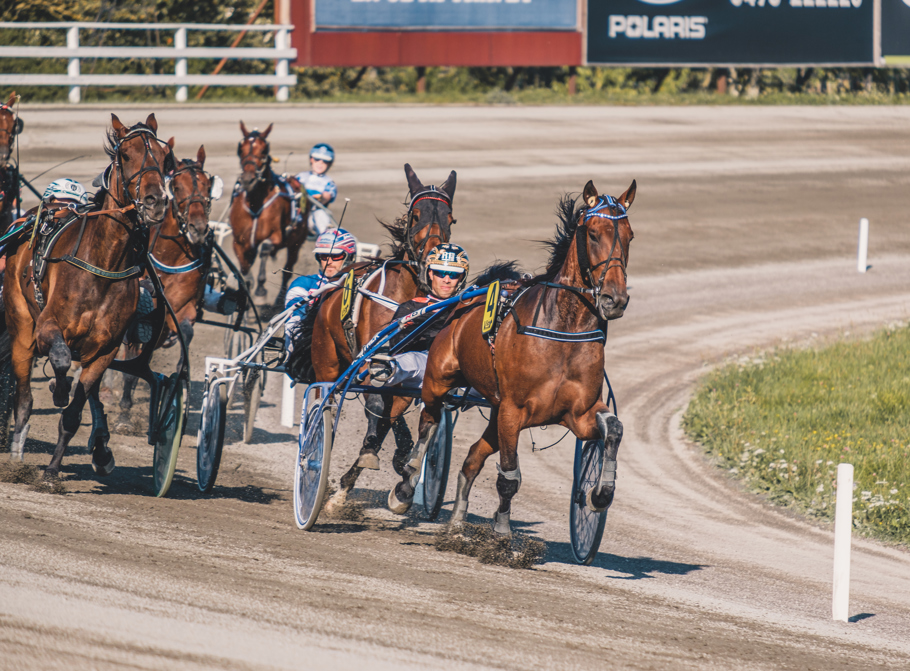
[[683, 324, 910, 547]]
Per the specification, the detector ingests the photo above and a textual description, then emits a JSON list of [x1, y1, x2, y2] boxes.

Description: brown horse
[[0, 92, 24, 231], [230, 121, 307, 302], [118, 142, 218, 426], [305, 164, 456, 514], [387, 180, 636, 534], [4, 113, 172, 477]]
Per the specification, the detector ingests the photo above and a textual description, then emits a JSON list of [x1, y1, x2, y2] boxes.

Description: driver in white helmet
[[295, 143, 337, 237], [42, 177, 90, 207], [369, 243, 469, 388], [284, 228, 357, 355]]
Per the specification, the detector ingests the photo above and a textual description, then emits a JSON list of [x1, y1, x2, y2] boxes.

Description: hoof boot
[[355, 452, 380, 470], [586, 485, 613, 513], [388, 483, 413, 515], [92, 450, 116, 477], [492, 510, 512, 537]]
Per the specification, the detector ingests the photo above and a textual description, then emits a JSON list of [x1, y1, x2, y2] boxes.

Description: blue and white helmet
[[42, 178, 89, 205], [314, 228, 357, 264], [310, 143, 335, 163]]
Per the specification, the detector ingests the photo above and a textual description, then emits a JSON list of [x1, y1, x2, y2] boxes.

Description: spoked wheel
[[196, 381, 228, 493], [152, 373, 186, 498], [241, 366, 264, 444], [569, 438, 608, 565], [421, 408, 453, 520], [293, 404, 334, 530]]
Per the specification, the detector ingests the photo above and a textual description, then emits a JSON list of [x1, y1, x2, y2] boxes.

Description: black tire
[[569, 438, 608, 565], [422, 408, 452, 520], [196, 382, 228, 493], [152, 374, 186, 498]]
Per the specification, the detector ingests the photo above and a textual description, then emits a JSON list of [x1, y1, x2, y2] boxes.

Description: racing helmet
[[310, 143, 335, 164], [423, 243, 469, 293], [314, 228, 357, 265], [42, 178, 88, 205]]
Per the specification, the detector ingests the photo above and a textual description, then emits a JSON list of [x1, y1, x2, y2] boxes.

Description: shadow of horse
[[545, 541, 707, 578]]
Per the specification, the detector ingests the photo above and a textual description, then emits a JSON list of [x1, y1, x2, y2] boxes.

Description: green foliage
[[683, 325, 910, 547]]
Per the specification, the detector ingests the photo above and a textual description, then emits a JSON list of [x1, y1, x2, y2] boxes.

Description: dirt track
[[2, 105, 910, 669]]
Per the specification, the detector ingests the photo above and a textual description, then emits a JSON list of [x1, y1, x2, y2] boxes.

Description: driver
[[284, 227, 357, 354], [42, 177, 90, 207], [369, 243, 469, 387], [295, 143, 337, 237]]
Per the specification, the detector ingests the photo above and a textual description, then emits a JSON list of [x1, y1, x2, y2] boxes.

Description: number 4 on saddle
[[482, 280, 503, 350], [340, 269, 359, 356]]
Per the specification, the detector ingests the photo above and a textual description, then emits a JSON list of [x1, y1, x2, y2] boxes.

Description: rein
[[577, 195, 629, 313], [405, 187, 454, 283]]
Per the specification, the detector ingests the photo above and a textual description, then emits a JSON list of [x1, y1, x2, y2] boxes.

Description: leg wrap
[[450, 471, 473, 525], [496, 472, 521, 513], [391, 417, 414, 476]]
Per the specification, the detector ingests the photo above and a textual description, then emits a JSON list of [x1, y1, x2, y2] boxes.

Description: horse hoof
[[323, 490, 347, 516], [492, 510, 512, 537], [586, 485, 613, 513], [43, 468, 59, 481], [114, 417, 132, 433], [255, 286, 268, 298], [355, 452, 380, 470], [388, 484, 412, 515], [92, 450, 115, 477], [50, 379, 72, 408]]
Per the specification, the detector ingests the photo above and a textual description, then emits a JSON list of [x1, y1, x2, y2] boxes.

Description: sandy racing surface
[[2, 105, 910, 669]]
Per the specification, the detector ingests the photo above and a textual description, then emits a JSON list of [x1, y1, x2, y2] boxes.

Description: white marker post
[[832, 463, 854, 622], [281, 375, 295, 428], [857, 218, 869, 273]]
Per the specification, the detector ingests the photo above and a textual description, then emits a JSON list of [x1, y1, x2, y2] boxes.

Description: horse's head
[[237, 121, 273, 192], [403, 163, 456, 286], [166, 141, 222, 246], [0, 92, 23, 166], [578, 179, 636, 321], [108, 113, 173, 225]]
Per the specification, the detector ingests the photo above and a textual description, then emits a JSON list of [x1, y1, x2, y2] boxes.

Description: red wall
[[290, 0, 582, 67]]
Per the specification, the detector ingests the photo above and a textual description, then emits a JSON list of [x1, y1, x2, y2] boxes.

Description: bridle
[[406, 186, 454, 287], [165, 162, 215, 240], [237, 132, 271, 189], [107, 125, 173, 225], [576, 194, 630, 315]]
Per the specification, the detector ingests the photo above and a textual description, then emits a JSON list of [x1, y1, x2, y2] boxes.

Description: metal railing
[[0, 22, 296, 103]]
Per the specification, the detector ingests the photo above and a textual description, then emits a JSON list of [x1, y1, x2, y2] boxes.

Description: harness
[[406, 186, 453, 289], [231, 171, 295, 244], [150, 163, 217, 275], [339, 260, 407, 357]]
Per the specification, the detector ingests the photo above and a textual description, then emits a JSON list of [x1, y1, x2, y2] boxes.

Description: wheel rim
[[294, 408, 327, 529], [153, 378, 185, 497], [570, 440, 606, 563], [197, 385, 222, 491], [422, 411, 448, 517]]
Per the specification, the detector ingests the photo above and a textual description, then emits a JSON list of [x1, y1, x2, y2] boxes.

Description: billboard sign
[[882, 0, 910, 60], [587, 0, 875, 65], [314, 0, 578, 30]]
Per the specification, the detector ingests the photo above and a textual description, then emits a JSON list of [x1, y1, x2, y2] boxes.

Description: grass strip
[[683, 323, 910, 547]]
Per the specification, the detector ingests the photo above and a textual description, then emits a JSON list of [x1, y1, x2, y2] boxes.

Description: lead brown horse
[[387, 180, 636, 533], [230, 121, 307, 302], [4, 113, 172, 477], [118, 142, 219, 426], [305, 164, 456, 514]]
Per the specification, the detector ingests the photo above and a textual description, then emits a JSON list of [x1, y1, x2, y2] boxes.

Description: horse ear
[[145, 113, 158, 134], [197, 145, 206, 167], [619, 179, 637, 210], [583, 180, 599, 208], [6, 92, 15, 108], [404, 163, 423, 195], [111, 114, 125, 136], [240, 120, 250, 137], [261, 123, 273, 139], [439, 170, 456, 201], [167, 136, 175, 149]]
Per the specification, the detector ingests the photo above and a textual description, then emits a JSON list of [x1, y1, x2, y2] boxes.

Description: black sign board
[[587, 0, 875, 66], [882, 0, 910, 59]]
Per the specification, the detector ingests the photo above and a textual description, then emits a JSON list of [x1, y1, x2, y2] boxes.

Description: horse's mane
[[379, 216, 408, 260], [103, 122, 157, 161], [524, 194, 583, 285], [471, 260, 524, 287]]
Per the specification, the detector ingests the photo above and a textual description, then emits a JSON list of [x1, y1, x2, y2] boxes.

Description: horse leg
[[449, 408, 500, 530], [8, 342, 34, 462], [391, 415, 414, 477], [255, 240, 273, 297], [47, 332, 72, 408], [87, 384, 115, 476], [177, 318, 194, 371], [491, 408, 524, 538], [588, 410, 623, 512], [116, 344, 141, 430], [46, 358, 111, 478]]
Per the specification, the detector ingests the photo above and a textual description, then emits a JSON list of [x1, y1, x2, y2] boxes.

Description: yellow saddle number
[[340, 270, 355, 322], [482, 280, 500, 337]]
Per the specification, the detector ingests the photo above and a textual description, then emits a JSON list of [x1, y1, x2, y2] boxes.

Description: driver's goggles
[[316, 252, 346, 262], [430, 268, 463, 280]]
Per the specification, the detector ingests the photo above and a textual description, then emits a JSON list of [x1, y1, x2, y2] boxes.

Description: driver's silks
[[482, 280, 500, 337], [340, 270, 355, 323]]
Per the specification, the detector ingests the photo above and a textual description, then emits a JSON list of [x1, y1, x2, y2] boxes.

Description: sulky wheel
[[152, 373, 186, 498], [224, 328, 252, 360], [293, 404, 334, 531], [421, 408, 453, 520], [569, 438, 609, 565], [196, 381, 227, 493], [241, 366, 264, 444]]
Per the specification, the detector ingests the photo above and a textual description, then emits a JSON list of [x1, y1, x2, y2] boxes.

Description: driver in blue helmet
[[295, 143, 337, 237]]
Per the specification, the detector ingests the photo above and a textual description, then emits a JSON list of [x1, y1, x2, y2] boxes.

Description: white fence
[[0, 22, 296, 103]]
